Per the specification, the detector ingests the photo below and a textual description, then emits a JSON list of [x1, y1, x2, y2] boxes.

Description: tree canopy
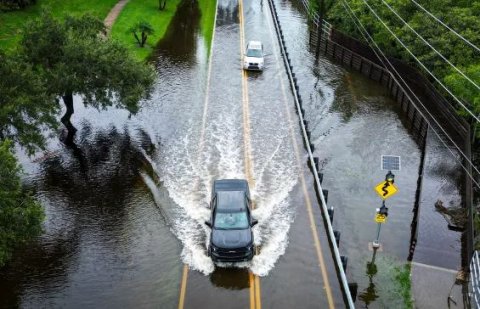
[[326, 0, 480, 122], [0, 140, 44, 267], [0, 51, 57, 154], [20, 11, 156, 143], [0, 10, 157, 267]]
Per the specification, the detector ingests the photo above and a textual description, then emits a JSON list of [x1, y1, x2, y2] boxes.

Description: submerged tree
[[129, 21, 155, 48], [20, 12, 156, 144]]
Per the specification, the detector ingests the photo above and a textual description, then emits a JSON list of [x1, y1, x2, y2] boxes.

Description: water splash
[[139, 108, 299, 276]]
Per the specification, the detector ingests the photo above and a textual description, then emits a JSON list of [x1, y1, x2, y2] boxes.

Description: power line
[[380, 0, 480, 92], [340, 0, 480, 188], [409, 0, 480, 54], [359, 0, 480, 123]]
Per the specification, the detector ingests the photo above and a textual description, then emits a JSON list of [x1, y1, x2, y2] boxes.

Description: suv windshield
[[246, 48, 262, 58], [214, 211, 249, 230]]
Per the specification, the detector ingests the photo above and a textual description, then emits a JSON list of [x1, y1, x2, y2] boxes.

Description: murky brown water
[[0, 0, 464, 308]]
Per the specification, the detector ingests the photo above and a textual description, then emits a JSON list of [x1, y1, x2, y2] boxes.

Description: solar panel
[[381, 155, 401, 171]]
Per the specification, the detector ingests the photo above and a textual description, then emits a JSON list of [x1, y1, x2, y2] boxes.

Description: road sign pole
[[370, 156, 400, 256], [373, 221, 382, 249]]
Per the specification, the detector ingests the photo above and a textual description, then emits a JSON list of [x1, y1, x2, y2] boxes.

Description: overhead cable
[[341, 0, 480, 188], [359, 0, 480, 123], [409, 0, 480, 54], [380, 0, 480, 92]]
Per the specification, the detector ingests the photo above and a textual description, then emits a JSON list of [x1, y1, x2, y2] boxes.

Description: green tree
[[0, 51, 58, 154], [0, 140, 44, 267], [0, 0, 36, 11], [20, 12, 156, 144], [327, 0, 480, 132], [129, 21, 155, 48]]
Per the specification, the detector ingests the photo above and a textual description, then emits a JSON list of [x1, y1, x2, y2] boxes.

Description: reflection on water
[[0, 124, 160, 307], [0, 227, 80, 307], [39, 125, 148, 199], [358, 261, 379, 307], [151, 0, 201, 63], [216, 0, 239, 27], [210, 268, 250, 290]]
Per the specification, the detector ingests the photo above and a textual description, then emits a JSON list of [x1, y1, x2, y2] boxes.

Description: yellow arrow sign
[[374, 181, 398, 200], [375, 213, 387, 223]]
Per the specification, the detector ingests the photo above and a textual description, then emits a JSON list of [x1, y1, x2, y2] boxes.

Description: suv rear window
[[214, 211, 249, 229], [246, 48, 262, 58]]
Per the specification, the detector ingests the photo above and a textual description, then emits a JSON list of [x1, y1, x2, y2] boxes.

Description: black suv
[[205, 179, 258, 263]]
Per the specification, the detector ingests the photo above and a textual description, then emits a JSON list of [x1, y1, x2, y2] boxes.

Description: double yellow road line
[[239, 0, 262, 308], [178, 0, 262, 307], [179, 0, 334, 307]]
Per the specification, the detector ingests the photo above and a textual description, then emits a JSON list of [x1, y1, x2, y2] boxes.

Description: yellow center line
[[249, 271, 255, 308], [177, 1, 219, 308], [239, 0, 261, 309], [263, 2, 335, 308], [178, 265, 189, 309]]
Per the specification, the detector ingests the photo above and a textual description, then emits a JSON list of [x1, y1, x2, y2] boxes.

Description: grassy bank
[[110, 0, 182, 61], [1, 0, 218, 61], [198, 0, 217, 52], [0, 0, 118, 52]]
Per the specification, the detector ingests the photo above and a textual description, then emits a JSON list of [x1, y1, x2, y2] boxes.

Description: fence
[[267, 0, 355, 306], [306, 7, 474, 268], [470, 251, 480, 308]]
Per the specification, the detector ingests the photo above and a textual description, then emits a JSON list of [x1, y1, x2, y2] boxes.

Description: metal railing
[[470, 251, 480, 308], [266, 0, 354, 307]]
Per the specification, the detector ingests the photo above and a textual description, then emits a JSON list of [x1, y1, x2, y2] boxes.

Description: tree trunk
[[133, 32, 142, 46], [159, 0, 166, 10], [61, 93, 77, 145], [141, 32, 147, 47]]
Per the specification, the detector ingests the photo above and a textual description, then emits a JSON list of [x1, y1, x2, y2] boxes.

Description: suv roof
[[216, 191, 246, 212], [247, 41, 262, 50], [214, 179, 248, 192]]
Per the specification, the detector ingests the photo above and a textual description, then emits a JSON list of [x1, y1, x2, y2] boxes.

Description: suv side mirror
[[205, 221, 212, 228], [251, 219, 258, 227]]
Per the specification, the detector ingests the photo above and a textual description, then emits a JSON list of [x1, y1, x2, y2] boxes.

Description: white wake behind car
[[243, 41, 264, 71]]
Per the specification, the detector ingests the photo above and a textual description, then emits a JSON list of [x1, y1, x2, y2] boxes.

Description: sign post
[[370, 156, 400, 257], [372, 202, 388, 249]]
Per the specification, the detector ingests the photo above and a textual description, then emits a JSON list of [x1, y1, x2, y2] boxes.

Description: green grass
[[110, 0, 182, 61], [394, 263, 414, 308], [1, 0, 218, 61], [198, 0, 216, 53], [357, 256, 414, 307], [0, 0, 118, 52]]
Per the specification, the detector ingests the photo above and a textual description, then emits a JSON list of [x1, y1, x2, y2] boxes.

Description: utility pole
[[315, 0, 325, 63]]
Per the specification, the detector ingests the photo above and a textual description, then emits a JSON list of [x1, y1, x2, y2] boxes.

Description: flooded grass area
[[110, 0, 183, 61]]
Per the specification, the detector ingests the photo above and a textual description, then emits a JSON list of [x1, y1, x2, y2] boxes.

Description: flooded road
[[0, 0, 465, 308]]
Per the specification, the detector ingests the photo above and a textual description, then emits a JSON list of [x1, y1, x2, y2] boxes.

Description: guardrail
[[266, 0, 355, 307], [470, 251, 480, 308]]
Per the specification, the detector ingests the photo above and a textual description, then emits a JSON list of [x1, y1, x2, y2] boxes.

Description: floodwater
[[0, 0, 464, 307]]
